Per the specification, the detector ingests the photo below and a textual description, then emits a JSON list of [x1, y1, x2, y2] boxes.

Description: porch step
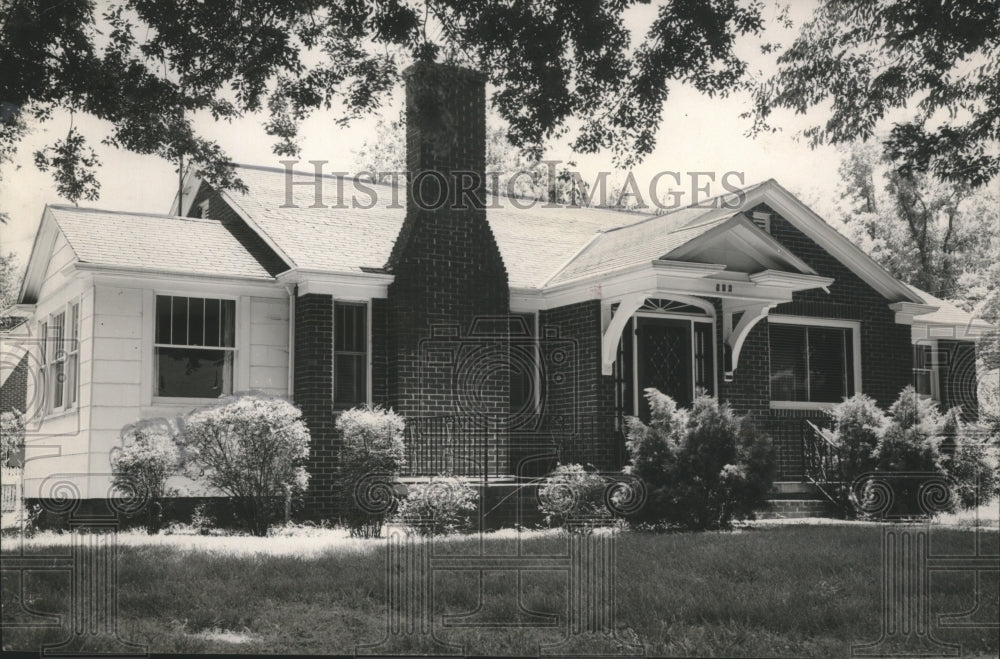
[[758, 498, 837, 519]]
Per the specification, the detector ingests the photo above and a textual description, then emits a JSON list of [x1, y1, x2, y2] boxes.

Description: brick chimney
[[385, 61, 511, 427]]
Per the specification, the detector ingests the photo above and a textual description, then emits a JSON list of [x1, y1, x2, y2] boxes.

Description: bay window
[[769, 317, 860, 407], [154, 295, 235, 398]]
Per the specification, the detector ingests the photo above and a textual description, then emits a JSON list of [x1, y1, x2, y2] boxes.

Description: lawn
[[2, 523, 998, 657]]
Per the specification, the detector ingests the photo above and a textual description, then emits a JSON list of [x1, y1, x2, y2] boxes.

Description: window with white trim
[[769, 319, 858, 405], [913, 343, 940, 401], [67, 302, 79, 407], [154, 295, 235, 398], [333, 302, 367, 410], [39, 302, 80, 415]]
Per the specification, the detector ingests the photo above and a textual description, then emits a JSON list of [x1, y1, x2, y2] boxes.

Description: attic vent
[[751, 211, 771, 233]]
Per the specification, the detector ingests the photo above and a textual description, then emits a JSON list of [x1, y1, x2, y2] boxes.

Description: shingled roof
[[216, 164, 760, 288], [48, 206, 276, 280]]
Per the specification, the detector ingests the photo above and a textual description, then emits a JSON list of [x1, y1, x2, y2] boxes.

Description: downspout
[[286, 284, 296, 400]]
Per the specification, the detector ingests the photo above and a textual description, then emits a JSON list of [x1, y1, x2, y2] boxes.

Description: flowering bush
[[624, 389, 775, 530], [180, 394, 311, 536], [395, 476, 478, 536], [537, 463, 610, 529], [1, 409, 25, 468], [110, 419, 180, 534], [337, 405, 406, 538]]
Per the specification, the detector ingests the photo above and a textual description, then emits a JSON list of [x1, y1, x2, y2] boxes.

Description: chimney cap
[[403, 60, 487, 85]]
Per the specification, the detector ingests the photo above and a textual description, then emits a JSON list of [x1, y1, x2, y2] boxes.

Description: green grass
[[2, 525, 998, 656]]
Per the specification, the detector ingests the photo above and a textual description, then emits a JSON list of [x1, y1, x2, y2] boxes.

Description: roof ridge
[[596, 180, 767, 235], [48, 204, 222, 224]]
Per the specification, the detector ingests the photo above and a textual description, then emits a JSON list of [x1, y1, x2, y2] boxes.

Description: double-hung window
[[154, 295, 235, 398], [333, 302, 368, 410], [769, 317, 860, 408], [39, 301, 80, 415]]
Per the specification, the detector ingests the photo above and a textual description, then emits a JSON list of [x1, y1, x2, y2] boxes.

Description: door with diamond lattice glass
[[636, 317, 692, 420]]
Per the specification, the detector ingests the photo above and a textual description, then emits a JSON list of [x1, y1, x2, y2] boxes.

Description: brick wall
[[0, 352, 28, 414], [385, 62, 511, 422], [748, 203, 913, 479], [293, 294, 336, 518], [539, 300, 620, 471]]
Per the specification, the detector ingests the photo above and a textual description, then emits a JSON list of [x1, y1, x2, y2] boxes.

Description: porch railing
[[400, 414, 629, 482], [802, 419, 845, 506]]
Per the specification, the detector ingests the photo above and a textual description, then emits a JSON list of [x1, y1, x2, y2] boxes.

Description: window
[[769, 318, 858, 407], [913, 343, 939, 400], [693, 321, 715, 396], [49, 312, 65, 410], [67, 303, 79, 406], [154, 296, 235, 398], [38, 302, 80, 415], [333, 302, 367, 410]]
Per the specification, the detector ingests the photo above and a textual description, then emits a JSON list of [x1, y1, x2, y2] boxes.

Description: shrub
[[537, 463, 610, 529], [110, 419, 180, 534], [337, 405, 406, 538], [940, 410, 999, 510], [838, 386, 998, 518], [396, 476, 478, 536], [810, 394, 887, 516], [1, 409, 25, 468], [191, 502, 214, 535], [623, 389, 775, 530], [180, 394, 311, 536]]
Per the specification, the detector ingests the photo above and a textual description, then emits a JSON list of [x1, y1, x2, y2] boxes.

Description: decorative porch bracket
[[601, 293, 647, 376], [722, 299, 779, 382], [600, 292, 716, 376]]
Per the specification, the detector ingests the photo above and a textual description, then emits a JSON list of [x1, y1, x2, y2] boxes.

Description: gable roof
[[21, 166, 929, 305], [19, 206, 277, 302], [209, 164, 662, 288], [904, 283, 993, 331]]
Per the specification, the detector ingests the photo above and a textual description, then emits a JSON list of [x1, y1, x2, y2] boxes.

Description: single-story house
[[1, 62, 991, 518]]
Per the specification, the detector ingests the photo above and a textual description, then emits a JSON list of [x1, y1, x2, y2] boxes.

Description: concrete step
[[758, 498, 837, 519]]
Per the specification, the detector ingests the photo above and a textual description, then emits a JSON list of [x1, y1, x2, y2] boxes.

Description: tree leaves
[[752, 0, 1000, 187], [1, 0, 767, 200]]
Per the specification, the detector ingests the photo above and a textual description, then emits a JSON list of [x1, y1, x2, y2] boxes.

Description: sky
[[0, 1, 847, 272]]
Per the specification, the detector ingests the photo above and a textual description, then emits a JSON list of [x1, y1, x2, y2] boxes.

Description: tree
[[834, 143, 999, 302], [180, 394, 311, 536], [0, 252, 25, 330], [751, 0, 1000, 187], [1, 0, 768, 203]]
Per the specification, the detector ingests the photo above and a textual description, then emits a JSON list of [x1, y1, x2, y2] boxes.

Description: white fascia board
[[749, 270, 834, 290], [512, 263, 816, 311], [888, 301, 940, 325], [280, 269, 394, 300], [169, 168, 202, 216], [748, 181, 922, 303], [18, 208, 61, 304], [650, 260, 728, 278], [84, 267, 286, 298]]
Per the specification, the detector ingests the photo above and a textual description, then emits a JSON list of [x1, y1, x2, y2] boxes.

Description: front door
[[635, 317, 693, 420]]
